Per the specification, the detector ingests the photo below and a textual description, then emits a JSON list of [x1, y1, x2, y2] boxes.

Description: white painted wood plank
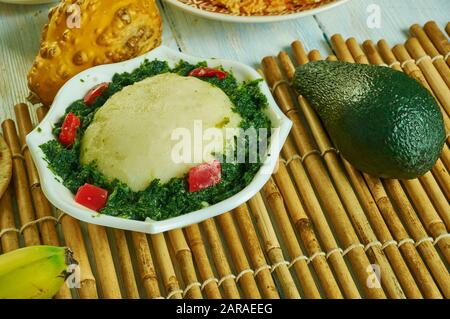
[[162, 1, 332, 68], [159, 1, 181, 50], [0, 3, 51, 122], [315, 0, 450, 46]]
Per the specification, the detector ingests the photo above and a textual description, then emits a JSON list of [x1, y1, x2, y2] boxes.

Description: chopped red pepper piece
[[58, 112, 80, 147], [188, 67, 227, 80], [75, 183, 108, 212], [188, 160, 222, 193], [84, 82, 109, 106]]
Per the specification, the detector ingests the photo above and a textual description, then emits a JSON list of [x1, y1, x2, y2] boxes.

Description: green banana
[[0, 245, 76, 299]]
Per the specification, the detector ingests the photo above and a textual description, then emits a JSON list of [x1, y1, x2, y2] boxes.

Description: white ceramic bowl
[[27, 46, 292, 234], [163, 0, 349, 23]]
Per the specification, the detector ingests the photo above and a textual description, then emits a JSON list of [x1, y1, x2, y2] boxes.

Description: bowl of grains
[[162, 0, 349, 23]]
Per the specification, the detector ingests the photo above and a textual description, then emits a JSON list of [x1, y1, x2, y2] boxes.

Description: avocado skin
[[293, 61, 445, 179]]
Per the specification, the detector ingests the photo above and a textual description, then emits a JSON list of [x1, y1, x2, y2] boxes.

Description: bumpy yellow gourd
[[28, 0, 162, 106]]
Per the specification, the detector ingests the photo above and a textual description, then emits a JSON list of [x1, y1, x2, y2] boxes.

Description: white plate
[[27, 46, 292, 234], [162, 0, 349, 23]]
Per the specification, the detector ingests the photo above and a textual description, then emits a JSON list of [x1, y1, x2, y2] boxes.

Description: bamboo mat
[[1, 21, 450, 299]]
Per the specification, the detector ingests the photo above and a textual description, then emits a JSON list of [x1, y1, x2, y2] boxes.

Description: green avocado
[[293, 61, 445, 179]]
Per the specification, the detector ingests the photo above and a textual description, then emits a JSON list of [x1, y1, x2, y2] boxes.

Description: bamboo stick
[[383, 180, 450, 297], [302, 39, 416, 298], [388, 44, 450, 192], [368, 25, 448, 297], [276, 140, 361, 299], [405, 37, 450, 117], [293, 38, 405, 298], [270, 164, 345, 297], [276, 52, 360, 299], [20, 104, 73, 299], [263, 176, 343, 299], [58, 211, 98, 298], [38, 105, 167, 301], [348, 168, 422, 298], [307, 50, 322, 62], [264, 46, 386, 299], [384, 43, 450, 199], [359, 41, 449, 227], [397, 37, 450, 172], [375, 42, 450, 229], [201, 218, 240, 298], [424, 21, 450, 66], [364, 175, 442, 298], [359, 40, 386, 66], [216, 212, 261, 298], [356, 41, 447, 290], [340, 39, 429, 298], [361, 41, 445, 298], [14, 104, 61, 248], [410, 24, 450, 87], [346, 38, 369, 64], [342, 36, 450, 291], [371, 40, 403, 71], [168, 229, 203, 299], [326, 55, 338, 61], [292, 40, 309, 65], [112, 229, 140, 298], [431, 160, 450, 199], [86, 225, 121, 298], [150, 233, 182, 299], [17, 104, 72, 302], [131, 232, 161, 298], [387, 41, 442, 94], [402, 179, 450, 263], [1, 120, 40, 247], [380, 39, 450, 135], [36, 106, 98, 299], [35, 106, 49, 121], [0, 185, 20, 252], [386, 39, 450, 129], [280, 51, 296, 80], [419, 173, 450, 229], [233, 204, 280, 299], [247, 193, 302, 299], [331, 34, 355, 62], [315, 44, 421, 296], [184, 224, 221, 299]]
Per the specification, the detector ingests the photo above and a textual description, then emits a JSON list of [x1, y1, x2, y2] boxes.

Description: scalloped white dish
[[27, 46, 292, 234]]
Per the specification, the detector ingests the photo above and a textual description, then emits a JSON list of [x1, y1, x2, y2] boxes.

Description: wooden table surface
[[0, 0, 449, 122]]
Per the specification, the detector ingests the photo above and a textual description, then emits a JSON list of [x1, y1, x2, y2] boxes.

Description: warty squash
[[28, 0, 162, 106]]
